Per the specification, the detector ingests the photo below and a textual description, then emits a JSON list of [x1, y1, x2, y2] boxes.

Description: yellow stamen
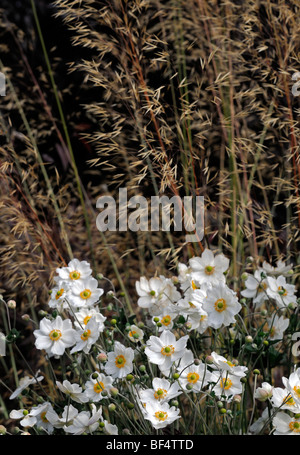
[[214, 298, 227, 313], [161, 345, 175, 356], [205, 265, 215, 275], [220, 378, 233, 390], [69, 270, 81, 280], [154, 388, 168, 400], [93, 382, 105, 394], [115, 355, 126, 368], [80, 289, 92, 300], [154, 411, 168, 421], [55, 289, 64, 300], [49, 329, 62, 342], [187, 372, 200, 384], [81, 329, 91, 341]]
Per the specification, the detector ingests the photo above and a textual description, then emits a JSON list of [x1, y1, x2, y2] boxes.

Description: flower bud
[[97, 353, 107, 363], [108, 404, 116, 412], [245, 335, 253, 344], [0, 425, 6, 435], [205, 355, 214, 364], [21, 314, 30, 322], [110, 387, 119, 397], [7, 300, 16, 309]]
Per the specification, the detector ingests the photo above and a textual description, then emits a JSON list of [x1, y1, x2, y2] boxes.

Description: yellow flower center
[[293, 386, 300, 397], [55, 288, 64, 300], [205, 265, 215, 275], [69, 270, 81, 280], [81, 329, 91, 341], [161, 315, 171, 326], [278, 286, 287, 296], [191, 281, 198, 290], [220, 377, 233, 390], [227, 360, 235, 368], [283, 395, 296, 406], [187, 372, 200, 384], [154, 388, 168, 400], [49, 329, 62, 341], [161, 345, 175, 356], [83, 315, 92, 325], [214, 298, 227, 313], [80, 289, 92, 300], [41, 411, 49, 423], [115, 355, 126, 368], [93, 382, 105, 394], [155, 411, 168, 421], [289, 421, 300, 433]]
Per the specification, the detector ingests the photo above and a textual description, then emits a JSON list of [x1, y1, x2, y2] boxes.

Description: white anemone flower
[[139, 377, 182, 404], [178, 361, 212, 392], [273, 412, 300, 435], [151, 309, 177, 332], [145, 331, 189, 376], [136, 276, 181, 316], [210, 371, 243, 401], [73, 307, 106, 330], [127, 324, 144, 343], [266, 275, 297, 308], [54, 259, 92, 284], [29, 402, 54, 434], [209, 351, 248, 378], [64, 404, 102, 435], [70, 318, 101, 354], [9, 409, 37, 428], [104, 420, 118, 435], [46, 404, 79, 429], [48, 281, 71, 311], [262, 260, 293, 277], [143, 400, 180, 430], [271, 387, 300, 413], [68, 277, 104, 309], [241, 269, 269, 307], [249, 408, 269, 434], [189, 248, 229, 287], [104, 341, 135, 379], [201, 283, 242, 329], [56, 380, 89, 404], [282, 368, 300, 405], [84, 372, 114, 402], [254, 382, 274, 402], [33, 316, 76, 357], [9, 372, 44, 400], [265, 315, 289, 342]]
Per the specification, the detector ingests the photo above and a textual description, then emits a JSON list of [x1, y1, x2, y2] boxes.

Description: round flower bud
[[122, 429, 131, 435], [7, 300, 16, 309], [119, 292, 125, 297], [186, 384, 193, 391], [108, 404, 116, 412], [263, 340, 269, 347], [194, 359, 201, 366], [110, 319, 117, 326], [217, 401, 224, 408], [241, 273, 248, 281], [205, 355, 214, 364], [153, 317, 159, 323], [96, 273, 104, 280], [106, 304, 113, 311], [99, 421, 105, 428], [21, 314, 30, 322], [245, 335, 253, 344], [253, 369, 260, 375], [233, 395, 242, 403], [101, 390, 108, 397], [246, 256, 254, 264], [0, 425, 6, 435], [127, 402, 135, 410], [110, 387, 119, 397], [139, 365, 146, 372], [185, 322, 192, 330], [219, 408, 227, 414], [260, 310, 268, 317], [91, 372, 99, 379], [126, 374, 134, 381], [173, 373, 180, 380], [137, 322, 144, 329], [171, 400, 179, 407], [107, 291, 114, 297]]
